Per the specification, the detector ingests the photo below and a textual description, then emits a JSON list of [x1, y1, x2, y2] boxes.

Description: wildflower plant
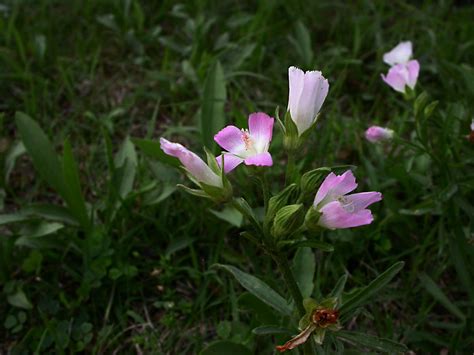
[[159, 65, 407, 353]]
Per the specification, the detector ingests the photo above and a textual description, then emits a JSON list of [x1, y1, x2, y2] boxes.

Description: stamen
[[241, 129, 253, 150], [337, 196, 355, 213]]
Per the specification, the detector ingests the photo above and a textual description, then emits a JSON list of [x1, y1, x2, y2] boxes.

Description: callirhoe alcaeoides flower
[[214, 112, 274, 173], [306, 170, 382, 229], [287, 66, 329, 136], [160, 138, 222, 187], [381, 41, 420, 94]]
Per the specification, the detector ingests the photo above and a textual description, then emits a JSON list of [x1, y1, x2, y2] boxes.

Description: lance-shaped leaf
[[337, 331, 408, 353], [213, 264, 292, 316], [339, 261, 404, 321]]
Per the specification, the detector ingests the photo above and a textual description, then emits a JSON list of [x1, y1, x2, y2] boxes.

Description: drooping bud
[[364, 126, 394, 143], [271, 204, 304, 239]]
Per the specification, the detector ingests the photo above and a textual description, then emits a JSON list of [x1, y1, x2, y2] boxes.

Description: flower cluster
[[160, 65, 382, 231]]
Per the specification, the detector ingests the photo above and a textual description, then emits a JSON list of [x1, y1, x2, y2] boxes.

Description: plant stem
[[285, 152, 296, 184], [273, 252, 306, 317]]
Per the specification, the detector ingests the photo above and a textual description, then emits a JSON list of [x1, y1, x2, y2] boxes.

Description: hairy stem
[[285, 152, 296, 184]]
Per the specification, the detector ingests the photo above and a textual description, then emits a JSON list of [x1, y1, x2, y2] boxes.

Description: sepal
[[271, 204, 304, 239]]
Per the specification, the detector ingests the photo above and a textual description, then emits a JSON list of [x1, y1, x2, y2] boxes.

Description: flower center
[[337, 196, 355, 213], [241, 129, 253, 150]]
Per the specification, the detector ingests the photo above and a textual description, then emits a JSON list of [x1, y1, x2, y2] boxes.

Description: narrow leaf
[[15, 112, 66, 197], [292, 247, 315, 298], [62, 140, 90, 229], [339, 261, 404, 318], [337, 331, 408, 353], [200, 60, 226, 151], [214, 263, 292, 316], [419, 273, 465, 321]]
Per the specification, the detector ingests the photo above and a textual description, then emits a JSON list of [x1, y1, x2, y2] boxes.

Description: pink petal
[[344, 192, 382, 212], [381, 66, 407, 93], [244, 152, 273, 167], [406, 60, 420, 89], [365, 126, 394, 143], [296, 70, 329, 134], [248, 112, 274, 152], [160, 138, 221, 187], [288, 66, 305, 118], [318, 201, 374, 229], [383, 41, 412, 66], [216, 153, 244, 173], [314, 170, 358, 206], [214, 125, 245, 154]]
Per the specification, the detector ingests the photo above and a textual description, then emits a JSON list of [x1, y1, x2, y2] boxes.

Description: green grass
[[1, 0, 473, 353]]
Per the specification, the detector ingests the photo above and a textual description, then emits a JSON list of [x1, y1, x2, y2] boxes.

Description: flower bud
[[271, 204, 304, 239], [364, 126, 394, 143], [300, 168, 331, 198], [265, 184, 299, 226], [304, 206, 322, 231]]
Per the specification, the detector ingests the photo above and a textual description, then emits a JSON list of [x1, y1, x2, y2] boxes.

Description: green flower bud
[[265, 184, 299, 227], [304, 206, 322, 231], [414, 91, 429, 117], [271, 204, 304, 239], [300, 168, 331, 198]]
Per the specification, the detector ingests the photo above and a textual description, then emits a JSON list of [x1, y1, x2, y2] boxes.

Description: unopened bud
[[271, 204, 304, 239], [304, 206, 322, 231]]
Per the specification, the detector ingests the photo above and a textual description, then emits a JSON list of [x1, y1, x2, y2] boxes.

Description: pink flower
[[288, 66, 329, 135], [160, 138, 222, 187], [313, 171, 382, 229], [365, 126, 394, 143], [381, 61, 420, 93], [383, 41, 413, 66], [214, 112, 274, 173]]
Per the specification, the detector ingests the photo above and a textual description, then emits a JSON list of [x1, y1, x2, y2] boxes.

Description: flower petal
[[288, 66, 305, 121], [381, 65, 407, 93], [314, 170, 358, 207], [365, 126, 394, 143], [383, 41, 412, 66], [244, 152, 273, 167], [160, 138, 222, 187], [406, 60, 420, 89], [214, 125, 245, 154], [344, 192, 383, 212], [318, 201, 374, 229], [216, 153, 244, 173], [248, 112, 274, 153], [296, 71, 329, 134]]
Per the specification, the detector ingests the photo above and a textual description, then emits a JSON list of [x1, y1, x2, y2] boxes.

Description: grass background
[[1, 0, 473, 353]]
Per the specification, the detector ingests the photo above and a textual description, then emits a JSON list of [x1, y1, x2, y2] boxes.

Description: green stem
[[285, 152, 296, 184], [273, 252, 305, 317], [259, 173, 270, 213]]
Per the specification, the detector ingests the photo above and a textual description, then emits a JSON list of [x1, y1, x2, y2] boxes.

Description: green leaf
[[329, 274, 348, 299], [4, 141, 26, 183], [339, 261, 404, 319], [62, 140, 90, 229], [337, 331, 408, 353], [0, 213, 30, 225], [252, 325, 292, 335], [15, 112, 67, 198], [210, 206, 243, 227], [7, 289, 33, 310], [199, 341, 251, 355], [292, 247, 315, 298], [131, 138, 180, 167], [419, 273, 465, 321], [280, 239, 334, 252], [214, 264, 292, 316], [200, 60, 226, 151], [22, 204, 78, 226], [114, 137, 137, 199]]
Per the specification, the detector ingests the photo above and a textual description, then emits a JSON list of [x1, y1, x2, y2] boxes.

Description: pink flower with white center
[[160, 138, 222, 187], [365, 126, 394, 143], [381, 61, 420, 93], [214, 112, 274, 173], [383, 41, 413, 66], [288, 66, 329, 135], [313, 171, 382, 229]]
